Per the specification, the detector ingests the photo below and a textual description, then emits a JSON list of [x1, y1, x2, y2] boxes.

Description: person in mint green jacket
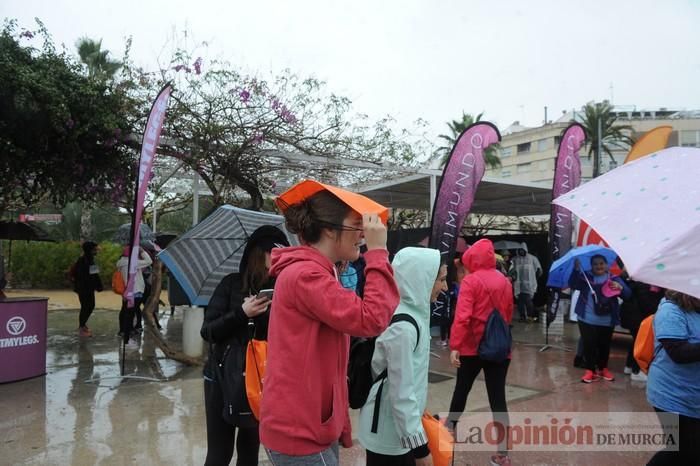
[[359, 247, 448, 466]]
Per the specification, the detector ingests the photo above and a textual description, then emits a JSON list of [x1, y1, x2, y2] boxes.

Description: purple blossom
[[278, 106, 298, 125], [239, 89, 251, 103], [19, 30, 34, 39], [193, 57, 203, 75], [271, 98, 281, 110], [252, 132, 264, 145], [65, 118, 75, 129]]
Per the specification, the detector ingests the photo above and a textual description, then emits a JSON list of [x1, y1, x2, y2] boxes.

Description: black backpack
[[347, 314, 420, 410]]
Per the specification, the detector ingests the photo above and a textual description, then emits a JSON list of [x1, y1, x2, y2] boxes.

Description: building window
[[680, 130, 700, 147], [500, 146, 513, 157], [554, 135, 561, 146], [501, 169, 511, 178], [536, 138, 550, 152], [516, 163, 532, 174], [517, 142, 531, 154]]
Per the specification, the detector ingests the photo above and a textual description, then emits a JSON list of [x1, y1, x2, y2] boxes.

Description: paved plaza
[[1, 293, 656, 465]]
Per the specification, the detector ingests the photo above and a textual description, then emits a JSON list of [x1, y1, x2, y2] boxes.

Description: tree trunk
[[79, 204, 92, 240], [239, 179, 263, 211], [141, 258, 202, 366], [592, 148, 601, 178]]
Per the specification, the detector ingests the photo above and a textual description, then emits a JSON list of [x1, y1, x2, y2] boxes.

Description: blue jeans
[[266, 443, 339, 466]]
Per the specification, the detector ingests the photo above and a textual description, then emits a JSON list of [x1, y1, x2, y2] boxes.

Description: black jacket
[[201, 272, 271, 422], [73, 255, 103, 294], [620, 280, 664, 330]]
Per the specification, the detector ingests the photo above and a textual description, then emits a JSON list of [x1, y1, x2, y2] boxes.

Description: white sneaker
[[631, 371, 648, 382], [125, 339, 139, 350], [440, 340, 449, 347], [623, 366, 633, 375]]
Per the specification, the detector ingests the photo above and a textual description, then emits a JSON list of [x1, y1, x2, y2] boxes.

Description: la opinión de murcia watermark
[[439, 412, 679, 452]]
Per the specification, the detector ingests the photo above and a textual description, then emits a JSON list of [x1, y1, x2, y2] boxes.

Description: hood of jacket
[[391, 247, 440, 323], [462, 239, 496, 273], [269, 245, 334, 279]]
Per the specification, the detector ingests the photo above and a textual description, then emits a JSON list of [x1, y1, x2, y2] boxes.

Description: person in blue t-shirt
[[646, 291, 700, 465], [569, 255, 631, 383]]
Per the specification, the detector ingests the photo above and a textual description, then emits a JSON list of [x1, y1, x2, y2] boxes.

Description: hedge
[[3, 241, 122, 289]]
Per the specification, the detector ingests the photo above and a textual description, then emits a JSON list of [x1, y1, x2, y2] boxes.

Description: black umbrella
[[113, 223, 156, 247], [0, 221, 54, 270], [155, 233, 177, 249]]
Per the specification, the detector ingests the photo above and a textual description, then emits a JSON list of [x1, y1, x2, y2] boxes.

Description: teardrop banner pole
[[530, 123, 585, 352]]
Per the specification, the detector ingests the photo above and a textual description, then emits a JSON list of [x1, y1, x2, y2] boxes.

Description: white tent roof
[[355, 169, 552, 216]]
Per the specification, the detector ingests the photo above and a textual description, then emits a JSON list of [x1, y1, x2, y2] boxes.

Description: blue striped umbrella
[[158, 205, 297, 306]]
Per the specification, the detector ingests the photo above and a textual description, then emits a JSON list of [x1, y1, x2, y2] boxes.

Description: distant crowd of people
[[61, 180, 698, 466]]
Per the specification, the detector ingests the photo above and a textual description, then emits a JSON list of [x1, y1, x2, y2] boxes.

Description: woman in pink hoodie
[[447, 239, 514, 466], [260, 187, 400, 466]]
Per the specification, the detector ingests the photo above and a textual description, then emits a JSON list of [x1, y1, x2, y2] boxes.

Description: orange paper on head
[[275, 180, 389, 224]]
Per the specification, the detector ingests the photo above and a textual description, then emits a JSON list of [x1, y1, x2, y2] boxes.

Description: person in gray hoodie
[[359, 247, 447, 466]]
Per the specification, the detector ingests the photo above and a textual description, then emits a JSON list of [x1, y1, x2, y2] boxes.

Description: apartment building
[[486, 107, 700, 184]]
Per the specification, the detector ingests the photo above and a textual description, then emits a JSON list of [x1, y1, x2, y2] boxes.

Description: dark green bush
[[3, 241, 122, 289]]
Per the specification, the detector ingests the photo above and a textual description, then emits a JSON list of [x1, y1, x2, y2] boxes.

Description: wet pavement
[[1, 306, 657, 465]]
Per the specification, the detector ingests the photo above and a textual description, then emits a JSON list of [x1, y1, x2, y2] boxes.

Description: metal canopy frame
[[355, 169, 552, 217]]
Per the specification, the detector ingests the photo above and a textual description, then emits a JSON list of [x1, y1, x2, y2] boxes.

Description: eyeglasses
[[317, 221, 364, 232]]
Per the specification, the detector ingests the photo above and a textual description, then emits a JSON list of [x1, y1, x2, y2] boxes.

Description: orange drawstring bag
[[245, 338, 268, 421], [634, 314, 656, 374], [422, 411, 455, 466]]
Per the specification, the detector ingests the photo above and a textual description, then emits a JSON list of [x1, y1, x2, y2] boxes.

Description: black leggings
[[578, 321, 614, 371], [366, 449, 415, 465], [119, 297, 143, 341], [204, 378, 260, 466], [647, 408, 700, 465], [78, 291, 95, 327], [448, 356, 510, 453]]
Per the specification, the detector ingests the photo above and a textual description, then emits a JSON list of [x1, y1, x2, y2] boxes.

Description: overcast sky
[[5, 0, 700, 142]]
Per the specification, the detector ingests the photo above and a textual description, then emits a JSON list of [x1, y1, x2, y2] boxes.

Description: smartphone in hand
[[256, 289, 274, 300]]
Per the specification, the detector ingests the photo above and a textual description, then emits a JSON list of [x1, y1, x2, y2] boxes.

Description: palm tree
[[579, 101, 634, 177], [436, 112, 501, 168], [75, 37, 122, 80]]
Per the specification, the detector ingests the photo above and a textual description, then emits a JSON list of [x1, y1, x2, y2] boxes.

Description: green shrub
[[4, 241, 122, 289]]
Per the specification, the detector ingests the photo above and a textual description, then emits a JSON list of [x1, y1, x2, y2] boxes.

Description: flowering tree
[[0, 20, 137, 219], [122, 43, 430, 211]]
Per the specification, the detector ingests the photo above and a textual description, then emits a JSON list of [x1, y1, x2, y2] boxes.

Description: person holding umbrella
[[201, 225, 290, 466], [73, 241, 103, 337], [260, 180, 400, 466], [116, 246, 152, 348], [570, 255, 631, 383]]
